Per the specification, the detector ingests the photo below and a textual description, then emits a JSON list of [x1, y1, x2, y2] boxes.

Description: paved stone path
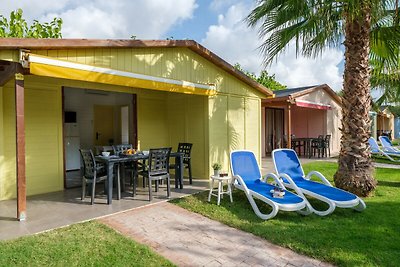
[[100, 202, 332, 267]]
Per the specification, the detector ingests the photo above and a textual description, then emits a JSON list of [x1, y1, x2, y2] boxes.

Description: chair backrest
[[379, 136, 396, 152], [368, 137, 381, 153], [113, 144, 133, 154], [79, 149, 95, 178], [325, 134, 331, 142], [177, 143, 193, 164], [318, 135, 324, 139], [272, 149, 305, 181], [230, 150, 261, 183], [148, 147, 172, 176], [380, 135, 392, 146]]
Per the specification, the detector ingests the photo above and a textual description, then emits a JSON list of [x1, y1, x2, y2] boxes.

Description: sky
[[0, 0, 346, 91]]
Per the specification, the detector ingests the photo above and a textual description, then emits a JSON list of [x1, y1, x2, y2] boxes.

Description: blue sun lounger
[[369, 137, 400, 162], [272, 149, 366, 216], [230, 150, 311, 220], [379, 136, 400, 155]]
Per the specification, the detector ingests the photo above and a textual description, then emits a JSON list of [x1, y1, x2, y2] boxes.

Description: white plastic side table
[[208, 175, 233, 205]]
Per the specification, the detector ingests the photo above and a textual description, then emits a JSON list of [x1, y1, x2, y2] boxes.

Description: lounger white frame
[[379, 136, 400, 154], [230, 150, 311, 220], [370, 137, 400, 162], [272, 149, 366, 216]]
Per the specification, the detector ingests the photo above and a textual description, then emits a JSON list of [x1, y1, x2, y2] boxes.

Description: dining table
[[96, 151, 184, 204], [291, 137, 315, 158]]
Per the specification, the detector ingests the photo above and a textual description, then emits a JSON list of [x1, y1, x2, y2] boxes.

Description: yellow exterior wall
[[0, 50, 19, 61], [137, 90, 170, 149], [1, 81, 16, 200], [0, 86, 4, 198], [0, 77, 64, 200], [209, 94, 261, 174], [167, 93, 208, 178]]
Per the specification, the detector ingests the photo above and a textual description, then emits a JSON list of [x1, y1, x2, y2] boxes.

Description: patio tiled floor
[[0, 180, 208, 240]]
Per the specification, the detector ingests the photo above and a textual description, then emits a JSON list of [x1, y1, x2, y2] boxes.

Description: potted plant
[[212, 163, 222, 176]]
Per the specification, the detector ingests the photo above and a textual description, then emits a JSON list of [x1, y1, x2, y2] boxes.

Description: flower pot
[[213, 169, 220, 176]]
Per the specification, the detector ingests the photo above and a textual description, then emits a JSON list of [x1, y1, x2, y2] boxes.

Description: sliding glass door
[[265, 108, 285, 154]]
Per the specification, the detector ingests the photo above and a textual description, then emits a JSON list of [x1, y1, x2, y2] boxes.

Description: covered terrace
[[261, 84, 342, 157]]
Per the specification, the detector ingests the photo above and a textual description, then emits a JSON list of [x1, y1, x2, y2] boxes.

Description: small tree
[[0, 9, 62, 38], [234, 63, 287, 91]]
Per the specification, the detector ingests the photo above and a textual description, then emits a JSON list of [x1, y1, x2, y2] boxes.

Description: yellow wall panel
[[167, 93, 208, 178], [208, 94, 261, 174], [208, 95, 229, 173], [0, 86, 4, 198], [137, 91, 169, 150], [245, 98, 261, 161], [0, 77, 63, 200], [0, 50, 19, 61], [228, 96, 245, 151], [24, 81, 63, 196], [1, 81, 16, 200]]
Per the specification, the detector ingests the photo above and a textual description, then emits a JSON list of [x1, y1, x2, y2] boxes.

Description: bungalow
[[0, 38, 273, 220], [377, 106, 395, 139], [261, 84, 342, 156]]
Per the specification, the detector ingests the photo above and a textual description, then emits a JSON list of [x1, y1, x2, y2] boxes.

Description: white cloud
[[0, 0, 198, 39], [201, 1, 344, 91], [209, 0, 238, 11]]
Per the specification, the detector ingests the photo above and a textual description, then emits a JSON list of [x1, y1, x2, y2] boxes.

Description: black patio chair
[[79, 149, 109, 205], [138, 147, 172, 201], [311, 135, 325, 158], [324, 135, 331, 157], [170, 143, 193, 184]]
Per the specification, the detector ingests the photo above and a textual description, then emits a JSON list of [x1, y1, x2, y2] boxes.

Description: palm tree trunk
[[334, 3, 377, 196]]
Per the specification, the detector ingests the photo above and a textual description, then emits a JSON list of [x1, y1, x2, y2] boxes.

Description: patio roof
[[264, 84, 342, 105], [0, 38, 274, 97]]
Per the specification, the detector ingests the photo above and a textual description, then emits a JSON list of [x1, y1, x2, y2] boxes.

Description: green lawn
[[391, 139, 399, 146], [0, 221, 174, 267], [172, 162, 400, 267], [372, 154, 400, 165]]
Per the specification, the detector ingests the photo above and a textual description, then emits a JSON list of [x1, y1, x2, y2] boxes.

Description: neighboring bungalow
[[261, 84, 342, 156], [377, 106, 395, 139], [395, 116, 400, 139], [0, 38, 273, 219]]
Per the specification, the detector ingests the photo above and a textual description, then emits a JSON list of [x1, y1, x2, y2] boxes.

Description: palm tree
[[247, 0, 399, 196]]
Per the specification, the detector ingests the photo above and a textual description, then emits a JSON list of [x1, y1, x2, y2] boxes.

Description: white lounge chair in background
[[272, 149, 366, 216], [230, 150, 311, 220], [369, 137, 400, 162], [379, 136, 400, 154]]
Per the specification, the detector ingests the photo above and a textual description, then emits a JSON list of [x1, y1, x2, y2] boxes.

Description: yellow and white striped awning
[[25, 53, 216, 96]]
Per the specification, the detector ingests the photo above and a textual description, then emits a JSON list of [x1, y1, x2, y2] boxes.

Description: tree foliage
[[0, 9, 62, 38], [234, 63, 287, 91], [370, 4, 400, 105]]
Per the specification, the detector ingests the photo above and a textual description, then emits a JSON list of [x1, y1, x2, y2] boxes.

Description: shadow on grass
[[377, 180, 400, 188]]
